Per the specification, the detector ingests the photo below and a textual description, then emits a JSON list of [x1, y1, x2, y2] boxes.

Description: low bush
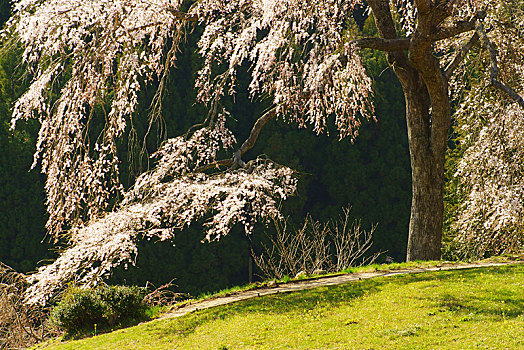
[[253, 206, 381, 279], [96, 285, 148, 325], [51, 284, 148, 337]]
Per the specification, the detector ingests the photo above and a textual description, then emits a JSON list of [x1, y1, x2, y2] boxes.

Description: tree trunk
[[399, 61, 450, 262], [406, 148, 444, 261], [366, 0, 451, 261]]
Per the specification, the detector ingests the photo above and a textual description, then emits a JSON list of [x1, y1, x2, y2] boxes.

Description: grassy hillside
[[39, 264, 524, 349]]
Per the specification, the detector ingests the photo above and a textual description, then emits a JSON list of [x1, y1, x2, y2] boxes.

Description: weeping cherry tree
[[2, 0, 524, 304]]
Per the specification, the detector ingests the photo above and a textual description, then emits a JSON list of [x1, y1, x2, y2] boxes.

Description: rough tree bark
[[363, 0, 453, 261]]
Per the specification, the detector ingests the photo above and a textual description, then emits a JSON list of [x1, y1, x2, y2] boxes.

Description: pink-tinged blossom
[[26, 156, 296, 305], [453, 101, 524, 258], [9, 0, 522, 303], [6, 0, 187, 238], [447, 1, 524, 258], [193, 0, 374, 138]]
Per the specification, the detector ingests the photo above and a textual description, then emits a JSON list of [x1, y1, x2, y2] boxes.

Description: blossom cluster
[[454, 102, 524, 258], [446, 1, 524, 257], [25, 153, 296, 305], [6, 0, 184, 237], [192, 0, 374, 139]]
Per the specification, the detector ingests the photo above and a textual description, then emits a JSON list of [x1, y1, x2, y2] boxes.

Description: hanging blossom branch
[[453, 100, 524, 259], [25, 159, 297, 306], [444, 31, 479, 79], [193, 0, 374, 139], [476, 21, 524, 109], [24, 125, 297, 305], [4, 0, 196, 239], [445, 0, 524, 259]]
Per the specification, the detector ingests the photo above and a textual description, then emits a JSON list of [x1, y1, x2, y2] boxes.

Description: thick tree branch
[[434, 11, 486, 41], [195, 107, 278, 172], [238, 107, 278, 156], [354, 37, 410, 52], [366, 0, 400, 40], [444, 32, 479, 80], [476, 22, 524, 109], [434, 21, 475, 41], [366, 0, 413, 83]]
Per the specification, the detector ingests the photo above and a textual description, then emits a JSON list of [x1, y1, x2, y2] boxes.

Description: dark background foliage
[[0, 6, 411, 296]]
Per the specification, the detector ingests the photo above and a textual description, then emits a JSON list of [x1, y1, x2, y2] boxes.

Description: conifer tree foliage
[[3, 0, 524, 304]]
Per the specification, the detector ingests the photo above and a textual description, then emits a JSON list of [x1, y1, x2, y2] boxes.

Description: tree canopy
[[3, 0, 524, 305]]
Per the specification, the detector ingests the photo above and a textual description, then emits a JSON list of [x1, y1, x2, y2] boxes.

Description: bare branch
[[476, 22, 524, 109], [238, 107, 278, 156], [195, 107, 278, 172], [354, 37, 410, 52], [444, 32, 479, 80], [252, 207, 377, 279]]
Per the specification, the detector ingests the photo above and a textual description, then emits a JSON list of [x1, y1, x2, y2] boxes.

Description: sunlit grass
[[38, 263, 524, 349], [171, 256, 520, 309]]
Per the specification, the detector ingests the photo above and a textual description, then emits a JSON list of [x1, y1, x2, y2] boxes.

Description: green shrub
[[51, 285, 149, 337], [96, 285, 147, 325], [50, 287, 107, 336]]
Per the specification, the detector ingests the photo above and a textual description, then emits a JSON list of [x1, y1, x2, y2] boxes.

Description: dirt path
[[161, 261, 521, 320]]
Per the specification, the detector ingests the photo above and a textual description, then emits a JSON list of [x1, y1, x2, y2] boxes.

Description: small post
[[249, 254, 253, 283]]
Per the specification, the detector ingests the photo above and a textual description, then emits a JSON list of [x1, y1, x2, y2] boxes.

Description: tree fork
[[195, 107, 278, 172]]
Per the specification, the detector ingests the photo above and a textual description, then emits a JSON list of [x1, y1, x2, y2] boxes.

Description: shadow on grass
[[152, 264, 524, 338], [402, 265, 524, 320], [150, 278, 386, 339], [436, 293, 524, 319]]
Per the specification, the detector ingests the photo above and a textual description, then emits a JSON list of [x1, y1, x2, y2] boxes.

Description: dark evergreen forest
[[0, 4, 411, 296]]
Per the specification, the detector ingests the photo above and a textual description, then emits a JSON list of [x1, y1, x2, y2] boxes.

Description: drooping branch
[[476, 22, 524, 109], [354, 37, 410, 52], [195, 107, 278, 172], [444, 32, 479, 80]]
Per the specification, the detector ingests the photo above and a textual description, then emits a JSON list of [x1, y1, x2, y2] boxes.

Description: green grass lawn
[[39, 264, 524, 349]]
